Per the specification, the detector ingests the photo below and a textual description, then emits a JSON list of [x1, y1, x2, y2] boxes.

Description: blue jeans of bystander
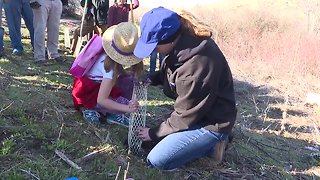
[[149, 50, 164, 74], [0, 0, 4, 51], [3, 0, 34, 52]]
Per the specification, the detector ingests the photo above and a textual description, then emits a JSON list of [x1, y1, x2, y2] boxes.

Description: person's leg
[[97, 24, 108, 35], [3, 0, 23, 53], [32, 0, 48, 62], [149, 50, 157, 74], [0, 0, 4, 55], [21, 0, 34, 49], [158, 53, 165, 67], [147, 127, 228, 170], [70, 20, 95, 54], [46, 0, 62, 59]]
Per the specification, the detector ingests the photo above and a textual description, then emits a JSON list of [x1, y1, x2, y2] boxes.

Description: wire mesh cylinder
[[128, 81, 148, 155]]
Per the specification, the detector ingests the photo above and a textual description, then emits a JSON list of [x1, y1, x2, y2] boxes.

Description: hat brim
[[133, 38, 157, 59], [102, 25, 143, 66]]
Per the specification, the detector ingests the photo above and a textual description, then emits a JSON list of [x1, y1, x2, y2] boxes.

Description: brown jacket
[[149, 31, 237, 141]]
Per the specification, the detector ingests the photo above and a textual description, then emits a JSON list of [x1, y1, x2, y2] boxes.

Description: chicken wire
[[128, 80, 149, 155]]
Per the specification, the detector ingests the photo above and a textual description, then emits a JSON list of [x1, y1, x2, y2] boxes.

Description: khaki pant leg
[[46, 0, 62, 59]]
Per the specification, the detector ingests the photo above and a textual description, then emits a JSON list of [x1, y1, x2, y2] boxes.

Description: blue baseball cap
[[134, 7, 181, 58]]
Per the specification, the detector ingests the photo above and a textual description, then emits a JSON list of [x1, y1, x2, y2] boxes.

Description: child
[[72, 22, 143, 127], [107, 0, 139, 27]]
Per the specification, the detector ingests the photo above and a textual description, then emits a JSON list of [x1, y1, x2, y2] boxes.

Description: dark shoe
[[12, 49, 23, 56], [52, 56, 66, 63], [34, 59, 48, 65]]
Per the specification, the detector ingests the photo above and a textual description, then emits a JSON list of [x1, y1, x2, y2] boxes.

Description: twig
[[0, 101, 14, 114], [94, 130, 105, 142], [58, 123, 64, 141], [123, 161, 130, 180], [76, 147, 109, 163], [19, 168, 40, 180], [54, 106, 64, 122], [54, 149, 82, 170], [114, 166, 121, 180], [261, 123, 273, 133], [251, 94, 259, 113], [104, 131, 112, 143], [41, 108, 47, 120]]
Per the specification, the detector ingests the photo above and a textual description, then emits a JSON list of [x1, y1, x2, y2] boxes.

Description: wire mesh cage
[[128, 80, 149, 155]]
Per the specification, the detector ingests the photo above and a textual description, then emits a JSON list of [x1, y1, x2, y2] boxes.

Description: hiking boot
[[212, 139, 228, 165], [106, 113, 129, 128]]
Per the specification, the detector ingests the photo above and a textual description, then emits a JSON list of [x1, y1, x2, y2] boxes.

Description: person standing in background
[[81, 0, 110, 35], [149, 50, 164, 75], [3, 0, 34, 56], [107, 0, 139, 27], [30, 0, 64, 64], [0, 0, 4, 57]]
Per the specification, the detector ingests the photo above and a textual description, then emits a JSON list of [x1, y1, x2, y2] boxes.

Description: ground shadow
[[144, 79, 319, 179]]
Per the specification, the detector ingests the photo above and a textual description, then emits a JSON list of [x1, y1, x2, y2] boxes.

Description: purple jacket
[[107, 0, 139, 27]]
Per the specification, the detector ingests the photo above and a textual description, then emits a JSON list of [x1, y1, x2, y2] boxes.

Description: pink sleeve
[[132, 0, 139, 9], [125, 0, 139, 10]]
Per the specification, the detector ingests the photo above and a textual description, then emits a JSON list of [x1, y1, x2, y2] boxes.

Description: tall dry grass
[[190, 0, 320, 98]]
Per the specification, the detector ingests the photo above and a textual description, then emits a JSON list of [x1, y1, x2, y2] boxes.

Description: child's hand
[[127, 100, 139, 112]]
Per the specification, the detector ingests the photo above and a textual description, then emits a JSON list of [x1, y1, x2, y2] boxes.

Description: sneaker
[[106, 113, 129, 128], [82, 109, 100, 124], [12, 49, 23, 56]]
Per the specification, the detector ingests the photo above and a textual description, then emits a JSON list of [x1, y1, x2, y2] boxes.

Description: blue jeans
[[149, 50, 164, 74], [0, 0, 3, 50], [4, 0, 34, 51], [147, 127, 228, 170]]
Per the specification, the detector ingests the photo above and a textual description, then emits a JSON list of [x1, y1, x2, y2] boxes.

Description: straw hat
[[102, 22, 142, 66]]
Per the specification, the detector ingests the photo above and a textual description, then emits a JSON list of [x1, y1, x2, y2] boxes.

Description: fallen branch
[[19, 168, 40, 180], [55, 149, 82, 170]]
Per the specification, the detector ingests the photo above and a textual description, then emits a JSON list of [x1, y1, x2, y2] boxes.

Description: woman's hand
[[136, 127, 151, 141], [127, 99, 139, 113]]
